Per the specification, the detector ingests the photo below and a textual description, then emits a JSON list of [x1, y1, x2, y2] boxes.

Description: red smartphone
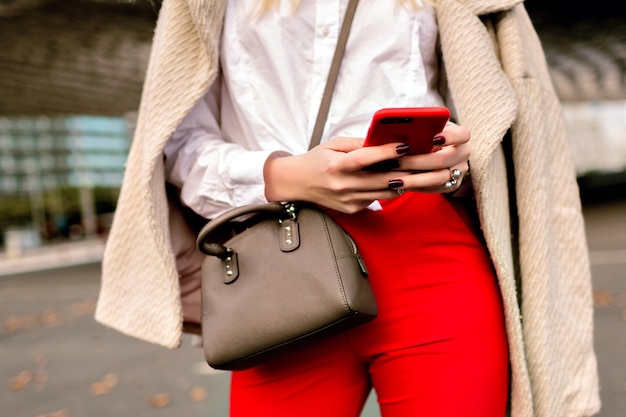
[[363, 106, 450, 155]]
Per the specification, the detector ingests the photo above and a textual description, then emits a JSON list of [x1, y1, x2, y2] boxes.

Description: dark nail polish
[[396, 144, 411, 154], [433, 136, 446, 146], [388, 179, 404, 189]]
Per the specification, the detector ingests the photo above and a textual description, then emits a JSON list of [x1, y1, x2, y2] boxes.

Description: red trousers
[[231, 193, 510, 417]]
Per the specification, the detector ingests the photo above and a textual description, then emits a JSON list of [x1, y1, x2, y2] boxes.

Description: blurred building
[[0, 116, 130, 248], [0, 116, 128, 191], [563, 101, 626, 175]]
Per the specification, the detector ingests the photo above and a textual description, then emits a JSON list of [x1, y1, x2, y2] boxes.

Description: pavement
[[0, 238, 106, 278]]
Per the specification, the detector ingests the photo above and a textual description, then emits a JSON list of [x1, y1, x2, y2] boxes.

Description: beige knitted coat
[[95, 0, 601, 415]]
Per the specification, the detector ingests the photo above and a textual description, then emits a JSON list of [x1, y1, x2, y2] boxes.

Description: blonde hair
[[255, 0, 428, 15]]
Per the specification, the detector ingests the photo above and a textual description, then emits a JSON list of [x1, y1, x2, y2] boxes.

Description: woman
[[96, 1, 600, 416]]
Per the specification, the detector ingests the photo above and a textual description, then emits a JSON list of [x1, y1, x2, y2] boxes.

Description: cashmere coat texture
[[95, 0, 601, 415]]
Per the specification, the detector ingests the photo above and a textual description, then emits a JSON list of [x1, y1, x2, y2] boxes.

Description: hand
[[389, 122, 471, 194], [263, 137, 414, 213]]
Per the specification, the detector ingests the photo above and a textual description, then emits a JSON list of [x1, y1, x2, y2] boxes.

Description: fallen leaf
[[41, 310, 63, 327], [89, 381, 111, 396], [149, 393, 171, 408], [593, 290, 613, 307], [70, 299, 96, 317], [88, 373, 118, 396], [9, 370, 33, 391], [189, 387, 207, 402], [4, 316, 21, 333], [101, 373, 118, 389]]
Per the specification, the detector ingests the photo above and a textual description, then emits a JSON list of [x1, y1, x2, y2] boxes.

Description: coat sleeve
[[95, 0, 226, 349], [497, 5, 601, 417]]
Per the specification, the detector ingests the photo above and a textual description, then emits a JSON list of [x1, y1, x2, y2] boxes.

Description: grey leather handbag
[[196, 201, 376, 370]]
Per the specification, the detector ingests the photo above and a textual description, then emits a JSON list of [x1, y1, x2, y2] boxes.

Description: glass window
[[3, 176, 17, 192], [2, 155, 16, 171], [42, 175, 57, 189], [38, 134, 53, 150]]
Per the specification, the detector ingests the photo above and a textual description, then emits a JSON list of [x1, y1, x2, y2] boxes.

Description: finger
[[320, 137, 411, 172], [386, 169, 451, 191], [397, 143, 469, 172], [326, 188, 408, 213], [345, 142, 411, 171], [386, 162, 469, 194], [437, 122, 471, 146], [385, 188, 407, 200]]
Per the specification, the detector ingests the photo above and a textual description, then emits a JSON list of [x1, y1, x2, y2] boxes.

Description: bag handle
[[309, 0, 360, 149], [197, 202, 288, 257]]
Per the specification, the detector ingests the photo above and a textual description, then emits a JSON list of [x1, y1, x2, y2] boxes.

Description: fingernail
[[433, 136, 446, 146], [396, 144, 411, 154], [388, 179, 404, 189]]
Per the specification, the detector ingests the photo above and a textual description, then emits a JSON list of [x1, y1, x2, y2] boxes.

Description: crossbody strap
[[309, 0, 360, 150]]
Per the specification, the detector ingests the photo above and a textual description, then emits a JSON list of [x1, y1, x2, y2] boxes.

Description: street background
[[1, 194, 625, 417], [1, 1, 625, 416]]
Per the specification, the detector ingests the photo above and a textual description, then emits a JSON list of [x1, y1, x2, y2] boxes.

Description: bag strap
[[309, 0, 360, 150]]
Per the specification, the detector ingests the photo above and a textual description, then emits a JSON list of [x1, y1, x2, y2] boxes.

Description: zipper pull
[[343, 231, 368, 277], [356, 252, 369, 277]]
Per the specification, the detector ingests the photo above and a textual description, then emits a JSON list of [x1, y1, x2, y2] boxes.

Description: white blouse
[[164, 0, 444, 219]]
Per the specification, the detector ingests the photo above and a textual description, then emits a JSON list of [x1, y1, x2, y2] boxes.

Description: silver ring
[[450, 168, 463, 180], [443, 180, 455, 191], [396, 189, 406, 196]]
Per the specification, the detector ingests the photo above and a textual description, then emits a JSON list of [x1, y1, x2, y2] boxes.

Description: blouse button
[[321, 26, 330, 37]]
